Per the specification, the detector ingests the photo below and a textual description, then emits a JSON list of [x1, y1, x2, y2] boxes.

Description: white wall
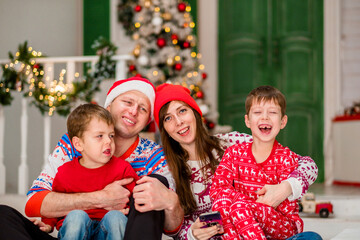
[[340, 0, 360, 109], [0, 0, 82, 193]]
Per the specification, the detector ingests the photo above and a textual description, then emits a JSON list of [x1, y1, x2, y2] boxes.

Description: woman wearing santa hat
[[154, 83, 322, 240], [0, 77, 183, 240]]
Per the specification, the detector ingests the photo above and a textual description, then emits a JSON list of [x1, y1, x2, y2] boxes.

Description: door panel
[[219, 0, 268, 133], [218, 0, 324, 181]]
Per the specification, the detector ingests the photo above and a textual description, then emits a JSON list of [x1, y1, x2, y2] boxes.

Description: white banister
[[43, 116, 51, 168], [0, 54, 131, 194], [66, 61, 75, 84], [0, 106, 5, 194], [44, 63, 54, 87], [18, 99, 29, 194], [116, 58, 127, 80]]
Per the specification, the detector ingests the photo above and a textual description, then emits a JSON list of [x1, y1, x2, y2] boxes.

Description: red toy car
[[298, 192, 333, 218]]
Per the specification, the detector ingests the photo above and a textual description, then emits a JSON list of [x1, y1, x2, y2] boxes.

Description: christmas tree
[[118, 0, 216, 130]]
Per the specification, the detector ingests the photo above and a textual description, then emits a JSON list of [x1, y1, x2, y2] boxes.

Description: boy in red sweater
[[210, 86, 303, 240], [42, 103, 139, 239]]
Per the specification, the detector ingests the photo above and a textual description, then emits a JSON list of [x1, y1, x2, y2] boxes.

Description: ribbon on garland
[[0, 37, 117, 117]]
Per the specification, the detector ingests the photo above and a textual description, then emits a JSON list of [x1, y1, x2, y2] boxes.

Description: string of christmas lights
[[0, 37, 117, 116]]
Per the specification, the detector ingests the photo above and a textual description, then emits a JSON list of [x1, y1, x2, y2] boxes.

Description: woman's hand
[[255, 181, 292, 208], [191, 218, 223, 240], [30, 219, 53, 233]]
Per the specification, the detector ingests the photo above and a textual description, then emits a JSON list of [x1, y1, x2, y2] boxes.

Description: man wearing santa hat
[[0, 77, 182, 240]]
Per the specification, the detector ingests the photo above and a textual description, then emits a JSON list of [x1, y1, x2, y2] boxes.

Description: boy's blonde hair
[[67, 103, 114, 140], [245, 85, 286, 116]]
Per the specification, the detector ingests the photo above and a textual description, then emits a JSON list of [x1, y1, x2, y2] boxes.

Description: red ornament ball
[[157, 38, 166, 48], [134, 5, 142, 12], [33, 64, 40, 69], [183, 41, 190, 48], [202, 72, 208, 79], [129, 65, 136, 72], [135, 73, 142, 77], [174, 63, 182, 71], [207, 122, 215, 129], [196, 91, 204, 99], [178, 2, 186, 12], [171, 34, 178, 40]]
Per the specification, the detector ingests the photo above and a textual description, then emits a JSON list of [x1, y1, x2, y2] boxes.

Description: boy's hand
[[119, 208, 130, 215], [30, 219, 53, 233], [256, 181, 292, 208]]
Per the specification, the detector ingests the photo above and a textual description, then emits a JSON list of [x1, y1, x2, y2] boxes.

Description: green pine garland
[[0, 37, 117, 117]]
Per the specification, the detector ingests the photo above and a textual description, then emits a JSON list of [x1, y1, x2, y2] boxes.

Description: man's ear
[[280, 115, 288, 129], [245, 115, 251, 128], [72, 136, 83, 152]]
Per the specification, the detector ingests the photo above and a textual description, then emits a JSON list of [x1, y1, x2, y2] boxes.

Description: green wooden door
[[83, 0, 110, 55], [218, 0, 324, 181]]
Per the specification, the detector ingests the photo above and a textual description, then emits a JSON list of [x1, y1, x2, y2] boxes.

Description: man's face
[[107, 90, 151, 139]]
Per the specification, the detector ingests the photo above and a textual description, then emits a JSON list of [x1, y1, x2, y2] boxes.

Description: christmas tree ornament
[[199, 104, 209, 115], [166, 57, 174, 66], [162, 12, 172, 21], [171, 34, 178, 40], [202, 72, 208, 79], [134, 5, 142, 12], [144, 0, 152, 8], [133, 46, 141, 57], [206, 120, 215, 129], [183, 41, 190, 48], [157, 38, 166, 48], [138, 55, 149, 66], [177, 2, 186, 12], [129, 64, 136, 72], [196, 90, 204, 99], [152, 16, 163, 26], [132, 33, 140, 40], [174, 63, 182, 71]]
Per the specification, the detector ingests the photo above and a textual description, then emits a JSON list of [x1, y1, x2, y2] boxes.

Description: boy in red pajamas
[[210, 86, 303, 240]]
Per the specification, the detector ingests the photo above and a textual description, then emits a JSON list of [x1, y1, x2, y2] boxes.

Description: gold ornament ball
[[162, 12, 172, 21]]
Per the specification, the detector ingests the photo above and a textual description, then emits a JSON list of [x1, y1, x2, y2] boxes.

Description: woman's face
[[163, 101, 197, 149]]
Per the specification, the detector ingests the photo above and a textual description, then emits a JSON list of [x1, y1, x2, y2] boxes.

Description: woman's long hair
[[159, 102, 224, 215]]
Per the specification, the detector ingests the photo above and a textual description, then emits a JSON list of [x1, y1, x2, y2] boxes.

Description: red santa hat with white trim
[[104, 77, 156, 119]]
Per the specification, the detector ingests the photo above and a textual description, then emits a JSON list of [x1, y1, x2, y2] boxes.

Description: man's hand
[[255, 181, 292, 208], [98, 178, 134, 210], [132, 176, 173, 212]]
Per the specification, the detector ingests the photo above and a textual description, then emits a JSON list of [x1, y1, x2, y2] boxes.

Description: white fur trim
[[104, 80, 155, 119]]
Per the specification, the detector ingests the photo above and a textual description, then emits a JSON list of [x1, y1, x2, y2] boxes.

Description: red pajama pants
[[214, 199, 299, 240]]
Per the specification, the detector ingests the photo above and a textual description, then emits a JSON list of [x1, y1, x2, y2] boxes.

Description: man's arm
[[40, 179, 133, 218]]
